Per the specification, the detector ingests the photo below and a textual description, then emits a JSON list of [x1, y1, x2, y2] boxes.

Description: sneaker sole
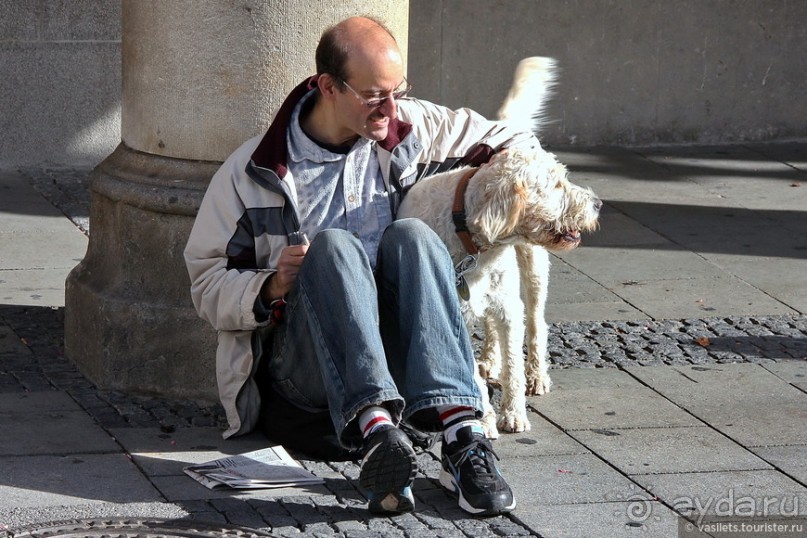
[[360, 435, 417, 514], [439, 468, 517, 516]]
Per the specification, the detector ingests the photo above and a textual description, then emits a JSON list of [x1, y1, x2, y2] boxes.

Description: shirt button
[[348, 195, 356, 203]]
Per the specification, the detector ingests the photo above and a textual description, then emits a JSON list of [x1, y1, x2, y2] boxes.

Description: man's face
[[335, 50, 405, 142]]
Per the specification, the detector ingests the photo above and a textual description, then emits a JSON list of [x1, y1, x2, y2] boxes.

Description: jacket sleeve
[[398, 99, 539, 165], [183, 146, 274, 332]]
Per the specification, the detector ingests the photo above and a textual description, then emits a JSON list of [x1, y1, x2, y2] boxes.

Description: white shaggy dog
[[397, 58, 600, 436]]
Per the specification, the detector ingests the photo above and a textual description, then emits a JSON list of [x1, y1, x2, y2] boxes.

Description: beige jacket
[[184, 77, 536, 438]]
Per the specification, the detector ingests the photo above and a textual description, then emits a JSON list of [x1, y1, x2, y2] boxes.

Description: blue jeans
[[264, 219, 481, 448]]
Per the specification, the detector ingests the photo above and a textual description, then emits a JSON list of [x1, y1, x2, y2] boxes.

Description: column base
[[65, 144, 221, 402]]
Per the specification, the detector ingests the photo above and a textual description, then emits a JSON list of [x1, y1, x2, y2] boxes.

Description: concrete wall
[[408, 0, 807, 146], [0, 0, 121, 167], [1, 1, 805, 167]]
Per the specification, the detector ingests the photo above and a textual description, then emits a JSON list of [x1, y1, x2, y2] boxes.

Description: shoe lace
[[452, 438, 500, 481]]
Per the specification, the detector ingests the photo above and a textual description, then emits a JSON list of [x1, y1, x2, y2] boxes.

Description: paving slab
[[501, 453, 652, 506], [0, 268, 71, 307], [556, 146, 693, 187], [553, 235, 798, 319], [582, 205, 671, 248], [0, 170, 61, 204], [552, 144, 807, 322], [109, 427, 272, 477], [0, 181, 78, 232], [638, 145, 807, 210], [746, 140, 807, 172], [556, 245, 727, 283], [0, 391, 119, 455], [633, 214, 806, 261], [0, 170, 88, 308], [762, 361, 807, 385], [546, 256, 649, 321], [626, 364, 807, 446], [638, 144, 796, 174], [585, 175, 737, 211], [488, 411, 591, 457], [702, 256, 807, 314], [0, 453, 163, 508], [750, 445, 807, 485], [0, 503, 190, 534], [0, 230, 87, 270], [547, 301, 649, 323], [111, 427, 335, 503], [547, 262, 624, 305], [514, 500, 685, 538], [572, 426, 772, 475], [698, 180, 804, 214], [530, 367, 701, 430], [606, 274, 798, 320], [634, 469, 807, 519]]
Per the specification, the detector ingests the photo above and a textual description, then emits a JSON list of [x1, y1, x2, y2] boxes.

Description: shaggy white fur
[[397, 57, 600, 436]]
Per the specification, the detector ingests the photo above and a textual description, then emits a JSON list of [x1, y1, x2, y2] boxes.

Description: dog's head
[[464, 57, 601, 251], [466, 147, 601, 251]]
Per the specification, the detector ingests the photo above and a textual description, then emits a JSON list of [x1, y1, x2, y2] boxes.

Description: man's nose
[[378, 95, 397, 116]]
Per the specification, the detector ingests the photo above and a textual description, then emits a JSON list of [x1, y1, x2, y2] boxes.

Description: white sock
[[438, 405, 483, 444], [358, 405, 394, 438]]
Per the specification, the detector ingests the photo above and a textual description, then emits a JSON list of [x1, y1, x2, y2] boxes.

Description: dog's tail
[[496, 56, 557, 134]]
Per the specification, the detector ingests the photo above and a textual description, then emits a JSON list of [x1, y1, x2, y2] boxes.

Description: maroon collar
[[451, 168, 481, 255]]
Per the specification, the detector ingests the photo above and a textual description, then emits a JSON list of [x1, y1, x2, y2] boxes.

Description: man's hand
[[263, 244, 308, 301]]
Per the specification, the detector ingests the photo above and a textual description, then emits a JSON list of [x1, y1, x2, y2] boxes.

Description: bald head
[[316, 16, 401, 86]]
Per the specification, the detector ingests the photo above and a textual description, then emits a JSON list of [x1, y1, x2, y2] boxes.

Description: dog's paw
[[497, 411, 531, 433], [481, 410, 500, 439], [526, 373, 552, 396]]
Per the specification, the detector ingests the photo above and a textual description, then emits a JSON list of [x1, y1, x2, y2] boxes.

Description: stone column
[[65, 1, 409, 401]]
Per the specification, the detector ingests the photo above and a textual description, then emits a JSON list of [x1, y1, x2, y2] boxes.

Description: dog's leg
[[474, 361, 499, 439], [493, 307, 530, 433], [462, 304, 500, 439], [491, 266, 531, 433], [516, 244, 552, 395], [479, 315, 502, 380]]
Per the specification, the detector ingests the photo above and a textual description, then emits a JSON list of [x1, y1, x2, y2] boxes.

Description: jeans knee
[[383, 218, 444, 257], [309, 229, 368, 267]]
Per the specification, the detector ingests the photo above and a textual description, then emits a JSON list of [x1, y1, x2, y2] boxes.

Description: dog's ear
[[502, 178, 528, 235], [470, 155, 531, 242]]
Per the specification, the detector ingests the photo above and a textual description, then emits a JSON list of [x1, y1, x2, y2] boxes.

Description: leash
[[454, 254, 478, 301]]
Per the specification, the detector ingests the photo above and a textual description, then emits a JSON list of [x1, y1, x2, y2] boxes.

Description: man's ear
[[317, 73, 339, 100]]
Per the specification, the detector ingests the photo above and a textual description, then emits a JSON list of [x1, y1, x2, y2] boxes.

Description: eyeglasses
[[339, 78, 411, 109]]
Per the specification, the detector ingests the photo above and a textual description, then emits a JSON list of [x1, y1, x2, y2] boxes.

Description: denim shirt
[[287, 91, 394, 266]]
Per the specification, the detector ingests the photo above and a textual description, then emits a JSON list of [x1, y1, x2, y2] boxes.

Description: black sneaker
[[359, 425, 417, 514], [439, 425, 516, 516]]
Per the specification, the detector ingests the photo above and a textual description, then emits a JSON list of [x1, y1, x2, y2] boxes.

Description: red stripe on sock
[[438, 406, 474, 423], [363, 416, 391, 435]]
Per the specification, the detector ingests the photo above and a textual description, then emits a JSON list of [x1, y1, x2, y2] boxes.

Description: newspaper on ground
[[184, 445, 324, 490]]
